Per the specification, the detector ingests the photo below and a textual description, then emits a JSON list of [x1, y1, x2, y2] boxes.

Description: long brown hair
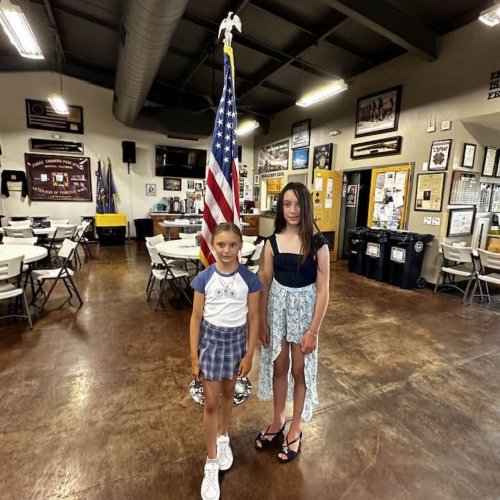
[[274, 182, 318, 265]]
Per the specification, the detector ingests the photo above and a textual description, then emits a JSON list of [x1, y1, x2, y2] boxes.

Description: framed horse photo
[[355, 85, 402, 138]]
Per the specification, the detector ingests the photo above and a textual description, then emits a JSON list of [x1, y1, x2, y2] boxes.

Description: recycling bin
[[389, 232, 434, 289], [364, 229, 392, 282], [134, 218, 154, 242], [347, 227, 368, 275]]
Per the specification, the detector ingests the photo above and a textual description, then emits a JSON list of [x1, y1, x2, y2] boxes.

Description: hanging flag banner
[[26, 99, 84, 134], [104, 158, 117, 213], [25, 153, 92, 201], [200, 13, 242, 268], [96, 159, 106, 213]]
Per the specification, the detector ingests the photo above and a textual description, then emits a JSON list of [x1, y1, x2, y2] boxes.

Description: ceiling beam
[[236, 11, 347, 99], [250, 0, 374, 64], [320, 0, 437, 59]]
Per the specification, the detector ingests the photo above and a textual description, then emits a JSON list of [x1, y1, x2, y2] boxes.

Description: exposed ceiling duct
[[113, 0, 189, 125]]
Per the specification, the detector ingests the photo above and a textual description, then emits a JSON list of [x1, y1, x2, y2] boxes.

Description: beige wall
[[0, 73, 255, 235], [255, 21, 500, 283]]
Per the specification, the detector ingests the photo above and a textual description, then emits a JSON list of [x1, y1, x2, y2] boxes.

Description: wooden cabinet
[[151, 213, 181, 238], [241, 214, 259, 236]]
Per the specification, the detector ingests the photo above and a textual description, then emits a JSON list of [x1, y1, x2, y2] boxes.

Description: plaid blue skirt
[[199, 319, 247, 381]]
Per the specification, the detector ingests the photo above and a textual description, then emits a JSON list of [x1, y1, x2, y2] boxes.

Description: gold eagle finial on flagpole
[[218, 11, 242, 47]]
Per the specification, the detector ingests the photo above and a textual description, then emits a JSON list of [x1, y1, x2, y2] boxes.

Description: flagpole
[[199, 12, 242, 268]]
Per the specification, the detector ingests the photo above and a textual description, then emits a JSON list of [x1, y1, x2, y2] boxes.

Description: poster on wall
[[26, 99, 84, 134], [25, 153, 92, 201], [257, 140, 289, 174]]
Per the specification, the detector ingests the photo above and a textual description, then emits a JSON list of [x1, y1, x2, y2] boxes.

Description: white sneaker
[[217, 434, 233, 471], [201, 461, 220, 500]]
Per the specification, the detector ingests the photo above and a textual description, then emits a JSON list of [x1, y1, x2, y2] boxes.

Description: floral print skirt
[[257, 279, 318, 421]]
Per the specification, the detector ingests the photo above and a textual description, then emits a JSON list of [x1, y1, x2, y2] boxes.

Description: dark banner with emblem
[[25, 99, 84, 134], [25, 153, 92, 202]]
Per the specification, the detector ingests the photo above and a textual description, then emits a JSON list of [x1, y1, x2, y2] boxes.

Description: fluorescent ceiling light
[[237, 119, 260, 136], [478, 4, 500, 26], [0, 0, 44, 59], [296, 79, 348, 107], [48, 94, 69, 115]]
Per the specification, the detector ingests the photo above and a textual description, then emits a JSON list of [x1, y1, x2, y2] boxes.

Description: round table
[[0, 244, 48, 264], [156, 240, 255, 260]]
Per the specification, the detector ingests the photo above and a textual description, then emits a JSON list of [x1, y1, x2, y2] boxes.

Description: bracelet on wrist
[[307, 330, 318, 338]]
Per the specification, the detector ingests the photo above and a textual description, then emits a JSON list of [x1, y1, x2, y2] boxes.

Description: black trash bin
[[134, 218, 154, 242], [389, 232, 434, 289], [347, 227, 368, 275], [364, 229, 392, 282]]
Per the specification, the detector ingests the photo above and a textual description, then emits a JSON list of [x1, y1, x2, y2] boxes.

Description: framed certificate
[[447, 207, 475, 237], [414, 172, 445, 212], [461, 143, 476, 168], [482, 146, 497, 177], [428, 139, 452, 171]]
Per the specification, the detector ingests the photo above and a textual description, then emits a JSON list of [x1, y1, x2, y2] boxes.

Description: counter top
[[260, 211, 276, 219]]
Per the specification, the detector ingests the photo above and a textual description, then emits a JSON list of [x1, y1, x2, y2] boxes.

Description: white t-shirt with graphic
[[191, 264, 262, 328]]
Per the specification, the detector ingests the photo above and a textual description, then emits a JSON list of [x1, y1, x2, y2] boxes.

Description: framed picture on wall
[[428, 139, 452, 171], [163, 177, 182, 191], [447, 207, 475, 237], [291, 119, 310, 149], [414, 172, 445, 212], [313, 143, 333, 169], [461, 143, 476, 168], [291, 148, 309, 169], [145, 183, 156, 196], [355, 85, 402, 137], [481, 146, 498, 177]]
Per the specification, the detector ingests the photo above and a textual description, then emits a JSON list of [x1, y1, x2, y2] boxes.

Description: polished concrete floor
[[0, 242, 499, 500]]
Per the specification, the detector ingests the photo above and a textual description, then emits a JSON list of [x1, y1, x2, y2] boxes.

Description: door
[[312, 169, 342, 261]]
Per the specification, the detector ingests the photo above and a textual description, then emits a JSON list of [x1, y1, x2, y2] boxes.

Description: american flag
[[199, 45, 240, 267]]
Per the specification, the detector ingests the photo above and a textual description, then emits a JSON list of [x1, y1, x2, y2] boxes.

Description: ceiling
[[0, 0, 493, 137]]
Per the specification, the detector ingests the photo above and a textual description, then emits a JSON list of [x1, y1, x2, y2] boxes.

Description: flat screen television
[[155, 145, 207, 179]]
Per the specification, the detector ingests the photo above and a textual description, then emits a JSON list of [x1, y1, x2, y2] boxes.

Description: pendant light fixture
[[48, 35, 69, 115]]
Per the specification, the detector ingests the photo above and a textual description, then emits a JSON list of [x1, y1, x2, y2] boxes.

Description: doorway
[[340, 169, 371, 259]]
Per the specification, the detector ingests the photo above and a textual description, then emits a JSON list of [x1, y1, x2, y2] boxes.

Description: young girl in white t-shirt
[[190, 222, 262, 500]]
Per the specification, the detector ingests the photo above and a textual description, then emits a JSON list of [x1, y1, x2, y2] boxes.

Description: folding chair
[[179, 232, 196, 239], [31, 239, 83, 311], [245, 240, 264, 273], [43, 225, 77, 263], [146, 245, 192, 310], [145, 234, 165, 246], [2, 236, 38, 289], [72, 220, 92, 267], [433, 243, 480, 303], [469, 249, 500, 304], [242, 235, 258, 244], [7, 219, 31, 228], [0, 254, 33, 329], [3, 227, 34, 238]]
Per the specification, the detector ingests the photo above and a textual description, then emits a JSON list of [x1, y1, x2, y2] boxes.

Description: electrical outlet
[[426, 124, 436, 133], [423, 217, 432, 225]]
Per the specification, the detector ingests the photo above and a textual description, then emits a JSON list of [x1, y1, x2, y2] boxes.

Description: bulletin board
[[25, 153, 92, 202], [367, 164, 412, 229]]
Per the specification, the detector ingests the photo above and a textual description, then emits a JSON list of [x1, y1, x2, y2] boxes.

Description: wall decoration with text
[[26, 99, 84, 134], [25, 153, 92, 201], [428, 139, 452, 171]]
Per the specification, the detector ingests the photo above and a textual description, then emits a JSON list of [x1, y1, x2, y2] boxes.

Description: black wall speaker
[[122, 141, 136, 164]]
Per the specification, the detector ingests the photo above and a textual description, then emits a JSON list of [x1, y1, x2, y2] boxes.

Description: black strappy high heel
[[278, 431, 302, 463], [254, 423, 285, 450]]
